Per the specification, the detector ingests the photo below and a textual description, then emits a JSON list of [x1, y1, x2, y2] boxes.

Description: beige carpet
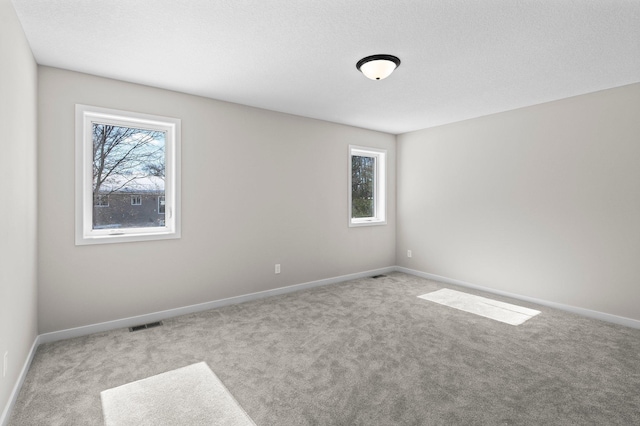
[[9, 273, 640, 425], [100, 362, 255, 426]]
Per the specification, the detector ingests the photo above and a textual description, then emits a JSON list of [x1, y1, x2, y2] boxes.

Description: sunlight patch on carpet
[[418, 288, 541, 325], [101, 362, 255, 426]]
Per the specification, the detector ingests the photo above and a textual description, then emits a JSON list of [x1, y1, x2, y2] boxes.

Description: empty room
[[2, 0, 640, 425]]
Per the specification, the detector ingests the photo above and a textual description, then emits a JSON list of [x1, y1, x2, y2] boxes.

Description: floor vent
[[372, 274, 386, 279], [129, 321, 163, 332]]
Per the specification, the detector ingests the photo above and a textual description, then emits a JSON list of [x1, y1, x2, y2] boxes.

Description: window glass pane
[[92, 123, 166, 230], [351, 155, 375, 218]]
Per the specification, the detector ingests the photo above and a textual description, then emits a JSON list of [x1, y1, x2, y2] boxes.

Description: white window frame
[[131, 195, 142, 206], [75, 104, 181, 245], [348, 145, 387, 227]]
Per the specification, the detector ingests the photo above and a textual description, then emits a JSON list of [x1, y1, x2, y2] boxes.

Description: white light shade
[[356, 54, 401, 81], [360, 59, 397, 80]]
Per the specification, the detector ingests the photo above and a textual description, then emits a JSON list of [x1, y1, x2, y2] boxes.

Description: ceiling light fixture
[[356, 54, 401, 80]]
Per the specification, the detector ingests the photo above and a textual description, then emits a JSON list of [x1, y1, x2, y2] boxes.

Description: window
[[349, 145, 386, 226], [94, 194, 109, 207], [158, 196, 165, 214], [75, 105, 181, 245]]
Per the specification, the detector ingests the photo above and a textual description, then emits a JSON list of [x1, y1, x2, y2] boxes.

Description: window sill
[[75, 229, 180, 245], [349, 219, 387, 227]]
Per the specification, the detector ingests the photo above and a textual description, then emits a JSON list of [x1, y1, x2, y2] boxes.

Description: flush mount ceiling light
[[356, 54, 401, 80]]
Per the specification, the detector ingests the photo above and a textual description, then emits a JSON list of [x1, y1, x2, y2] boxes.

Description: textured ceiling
[[11, 0, 640, 134]]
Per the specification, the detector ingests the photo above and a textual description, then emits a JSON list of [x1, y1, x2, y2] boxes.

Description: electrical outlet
[[407, 250, 412, 258], [3, 351, 7, 378], [275, 264, 281, 274]]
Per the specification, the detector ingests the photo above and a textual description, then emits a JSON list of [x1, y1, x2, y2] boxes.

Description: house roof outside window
[[96, 175, 164, 194]]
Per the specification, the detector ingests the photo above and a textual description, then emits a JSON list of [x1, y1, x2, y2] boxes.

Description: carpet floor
[[9, 272, 640, 425]]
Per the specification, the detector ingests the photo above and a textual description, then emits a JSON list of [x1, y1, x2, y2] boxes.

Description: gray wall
[[397, 83, 640, 321], [38, 66, 396, 333], [0, 0, 38, 418]]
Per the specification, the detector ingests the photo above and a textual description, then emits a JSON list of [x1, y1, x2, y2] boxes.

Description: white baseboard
[[0, 336, 40, 426], [26, 264, 640, 345], [397, 266, 640, 329], [38, 266, 397, 345]]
